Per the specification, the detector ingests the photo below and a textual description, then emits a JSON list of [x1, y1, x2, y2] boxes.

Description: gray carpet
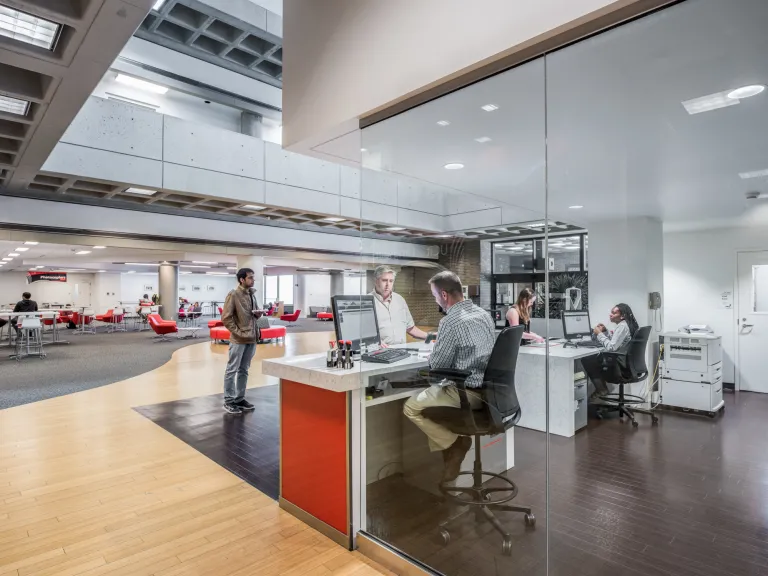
[[0, 326, 212, 410]]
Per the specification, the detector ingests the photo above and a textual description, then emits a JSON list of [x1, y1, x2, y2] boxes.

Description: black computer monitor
[[331, 295, 380, 352], [562, 310, 592, 341]]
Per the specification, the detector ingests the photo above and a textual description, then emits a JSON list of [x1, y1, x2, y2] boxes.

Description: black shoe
[[235, 399, 255, 411], [442, 436, 472, 482], [223, 403, 242, 414]]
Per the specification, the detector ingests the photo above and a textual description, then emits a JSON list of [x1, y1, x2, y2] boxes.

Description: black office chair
[[420, 325, 534, 556], [596, 325, 659, 427]]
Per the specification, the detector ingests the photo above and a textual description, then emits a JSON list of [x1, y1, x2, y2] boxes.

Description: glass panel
[[264, 275, 277, 301], [753, 265, 768, 312], [278, 274, 294, 305], [360, 56, 548, 575]]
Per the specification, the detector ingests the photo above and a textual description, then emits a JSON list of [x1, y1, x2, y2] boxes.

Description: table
[[0, 309, 71, 347], [176, 326, 201, 339]]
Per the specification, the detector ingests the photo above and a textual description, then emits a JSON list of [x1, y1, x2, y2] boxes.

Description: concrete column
[[330, 271, 344, 297], [295, 272, 308, 314], [158, 262, 178, 321], [240, 112, 264, 139], [236, 255, 265, 305]]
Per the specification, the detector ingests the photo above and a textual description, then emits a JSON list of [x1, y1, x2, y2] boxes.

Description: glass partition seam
[[544, 53, 550, 575]]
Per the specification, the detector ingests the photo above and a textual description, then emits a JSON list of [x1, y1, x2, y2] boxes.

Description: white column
[[295, 272, 308, 315], [330, 271, 344, 297], [158, 262, 179, 321], [236, 256, 265, 305]]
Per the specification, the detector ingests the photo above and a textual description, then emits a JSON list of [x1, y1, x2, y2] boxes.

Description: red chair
[[280, 309, 301, 326], [95, 309, 113, 323], [260, 326, 286, 343], [207, 319, 224, 328], [148, 313, 178, 341], [317, 312, 333, 321], [210, 326, 230, 343]]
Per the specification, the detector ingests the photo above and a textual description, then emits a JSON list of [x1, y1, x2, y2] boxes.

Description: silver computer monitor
[[331, 295, 380, 351], [562, 310, 592, 341]]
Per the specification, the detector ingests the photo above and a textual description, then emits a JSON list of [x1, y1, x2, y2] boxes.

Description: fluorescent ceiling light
[[386, 227, 406, 231], [435, 235, 451, 238], [8, 253, 19, 257], [180, 271, 192, 275], [206, 272, 230, 276], [227, 267, 236, 270], [444, 163, 464, 170], [728, 85, 765, 100], [436, 120, 450, 126], [481, 104, 499, 112], [15, 247, 29, 251], [474, 136, 492, 143], [98, 270, 106, 273], [2, 258, 12, 261], [0, 95, 30, 116], [63, 269, 85, 272], [565, 246, 580, 250], [527, 222, 545, 228], [24, 241, 38, 245], [682, 91, 739, 115], [124, 262, 158, 266], [0, 6, 61, 51], [242, 204, 265, 210], [569, 205, 583, 210], [192, 261, 218, 264], [93, 246, 106, 249], [739, 169, 768, 180], [322, 217, 346, 222], [153, 0, 168, 10], [75, 250, 91, 255], [181, 264, 210, 269], [125, 187, 156, 196], [115, 74, 169, 95]]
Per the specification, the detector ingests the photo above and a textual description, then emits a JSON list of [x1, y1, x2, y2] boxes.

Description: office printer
[[659, 329, 723, 416]]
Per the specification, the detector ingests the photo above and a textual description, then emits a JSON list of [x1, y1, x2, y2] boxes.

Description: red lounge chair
[[207, 319, 224, 328], [95, 309, 113, 323], [317, 312, 333, 321], [148, 313, 178, 341], [280, 310, 301, 326]]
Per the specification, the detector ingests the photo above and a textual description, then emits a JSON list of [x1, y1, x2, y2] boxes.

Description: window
[[279, 275, 294, 305], [265, 276, 277, 301]]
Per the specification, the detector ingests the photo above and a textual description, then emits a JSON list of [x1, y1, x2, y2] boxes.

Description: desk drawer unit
[[574, 379, 588, 431]]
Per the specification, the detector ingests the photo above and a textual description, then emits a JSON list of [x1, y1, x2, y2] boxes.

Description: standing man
[[403, 271, 496, 481], [370, 265, 429, 345], [221, 268, 263, 414]]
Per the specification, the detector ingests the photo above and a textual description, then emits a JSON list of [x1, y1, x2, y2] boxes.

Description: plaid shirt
[[430, 300, 496, 389]]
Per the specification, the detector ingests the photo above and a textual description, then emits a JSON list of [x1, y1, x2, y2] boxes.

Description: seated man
[[12, 291, 38, 333], [403, 270, 496, 482]]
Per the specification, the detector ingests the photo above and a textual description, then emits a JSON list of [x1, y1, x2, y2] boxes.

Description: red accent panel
[[281, 380, 348, 535]]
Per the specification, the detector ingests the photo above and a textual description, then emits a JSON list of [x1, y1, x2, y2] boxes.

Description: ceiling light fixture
[[481, 104, 499, 112], [180, 271, 192, 275], [115, 74, 169, 95], [15, 247, 29, 251], [206, 272, 230, 276], [434, 235, 451, 238], [569, 205, 583, 210], [242, 204, 265, 210], [322, 217, 346, 223], [727, 85, 765, 100], [2, 258, 12, 261], [739, 169, 768, 180], [98, 270, 106, 272], [0, 6, 62, 51], [93, 245, 106, 249], [123, 262, 158, 266], [63, 269, 85, 272], [386, 227, 406, 232], [682, 91, 739, 115], [0, 95, 30, 116], [24, 241, 39, 245], [180, 264, 210, 269], [152, 0, 168, 10], [474, 136, 492, 143], [360, 148, 367, 152], [444, 163, 464, 170], [75, 250, 91, 255], [8, 253, 19, 257], [436, 120, 450, 126], [192, 261, 218, 264], [125, 187, 156, 196]]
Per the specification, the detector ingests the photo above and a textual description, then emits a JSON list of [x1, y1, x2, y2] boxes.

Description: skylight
[[0, 6, 61, 51]]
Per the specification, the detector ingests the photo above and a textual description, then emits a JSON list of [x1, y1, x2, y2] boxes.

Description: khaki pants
[[403, 384, 484, 452]]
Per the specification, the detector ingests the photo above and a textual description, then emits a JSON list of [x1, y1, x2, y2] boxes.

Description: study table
[[262, 340, 600, 551]]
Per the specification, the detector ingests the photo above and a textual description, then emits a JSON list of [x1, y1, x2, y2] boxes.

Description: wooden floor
[[0, 331, 392, 576]]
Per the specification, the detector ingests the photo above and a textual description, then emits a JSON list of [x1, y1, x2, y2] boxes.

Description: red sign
[[26, 271, 67, 284]]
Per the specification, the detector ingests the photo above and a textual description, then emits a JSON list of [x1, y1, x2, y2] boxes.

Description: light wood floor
[[0, 331, 392, 576]]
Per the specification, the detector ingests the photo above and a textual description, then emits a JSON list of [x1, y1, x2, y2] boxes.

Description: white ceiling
[[360, 0, 768, 228]]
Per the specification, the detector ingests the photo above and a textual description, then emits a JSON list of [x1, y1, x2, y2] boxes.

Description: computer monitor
[[331, 295, 380, 352], [562, 310, 592, 341]]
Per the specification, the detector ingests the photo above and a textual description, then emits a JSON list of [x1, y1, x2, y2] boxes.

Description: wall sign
[[720, 291, 733, 309], [27, 271, 67, 283]]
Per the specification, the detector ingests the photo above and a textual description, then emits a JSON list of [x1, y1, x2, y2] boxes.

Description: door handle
[[742, 323, 754, 328]]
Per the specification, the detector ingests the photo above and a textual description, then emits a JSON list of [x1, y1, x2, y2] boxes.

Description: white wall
[[93, 273, 122, 312], [344, 275, 365, 296], [0, 272, 96, 308], [663, 226, 768, 384], [117, 272, 235, 307]]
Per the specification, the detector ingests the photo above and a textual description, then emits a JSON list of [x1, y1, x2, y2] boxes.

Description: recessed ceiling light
[[24, 241, 38, 245], [15, 247, 29, 251], [2, 258, 12, 261], [386, 227, 406, 231], [192, 261, 218, 264], [125, 187, 156, 196], [436, 120, 450, 126], [682, 91, 739, 115], [474, 136, 492, 143], [727, 85, 765, 100], [115, 74, 169, 95], [569, 205, 583, 210], [0, 6, 62, 51], [180, 264, 210, 269], [322, 217, 346, 222], [739, 169, 768, 180], [93, 245, 106, 249], [75, 250, 91, 255], [180, 271, 192, 275], [360, 148, 367, 152], [124, 262, 158, 266], [242, 204, 265, 210], [444, 163, 464, 170], [481, 104, 499, 112], [0, 95, 30, 116], [98, 270, 106, 272], [8, 253, 19, 257], [152, 0, 167, 10]]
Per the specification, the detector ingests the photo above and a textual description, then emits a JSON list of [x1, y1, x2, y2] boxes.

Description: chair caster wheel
[[652, 416, 659, 425], [596, 412, 604, 420], [439, 529, 450, 545], [502, 537, 512, 556], [525, 513, 536, 528], [632, 421, 639, 428]]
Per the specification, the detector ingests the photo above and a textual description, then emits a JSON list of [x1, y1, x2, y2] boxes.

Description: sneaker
[[235, 399, 255, 411], [223, 403, 242, 414]]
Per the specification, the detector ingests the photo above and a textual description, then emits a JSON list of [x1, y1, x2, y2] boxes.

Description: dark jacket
[[221, 285, 261, 344]]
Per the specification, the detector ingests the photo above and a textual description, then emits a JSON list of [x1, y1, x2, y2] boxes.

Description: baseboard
[[357, 532, 442, 576], [279, 497, 351, 549]]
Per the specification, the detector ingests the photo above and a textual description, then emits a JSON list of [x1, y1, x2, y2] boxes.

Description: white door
[[737, 251, 768, 393], [74, 282, 91, 309]]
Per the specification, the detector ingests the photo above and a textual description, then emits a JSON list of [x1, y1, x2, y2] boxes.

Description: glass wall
[[355, 0, 763, 574]]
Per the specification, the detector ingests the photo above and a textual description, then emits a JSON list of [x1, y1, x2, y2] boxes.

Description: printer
[[659, 328, 723, 416]]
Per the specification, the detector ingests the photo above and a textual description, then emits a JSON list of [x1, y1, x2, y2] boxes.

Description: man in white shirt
[[370, 266, 428, 345]]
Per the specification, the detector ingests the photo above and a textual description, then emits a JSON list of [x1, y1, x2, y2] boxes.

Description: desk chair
[[420, 325, 534, 555], [596, 325, 659, 427]]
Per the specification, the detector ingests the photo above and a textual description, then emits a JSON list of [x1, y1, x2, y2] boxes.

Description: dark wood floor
[[134, 385, 279, 500], [367, 391, 768, 576]]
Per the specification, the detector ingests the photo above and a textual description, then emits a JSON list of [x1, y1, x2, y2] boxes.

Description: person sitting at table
[[11, 292, 38, 333], [403, 270, 496, 482], [581, 302, 639, 400], [505, 287, 545, 342]]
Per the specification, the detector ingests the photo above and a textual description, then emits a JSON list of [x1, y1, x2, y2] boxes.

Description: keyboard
[[362, 348, 412, 364], [575, 340, 599, 348]]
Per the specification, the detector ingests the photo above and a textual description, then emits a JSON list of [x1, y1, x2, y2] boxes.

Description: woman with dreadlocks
[[582, 303, 639, 399]]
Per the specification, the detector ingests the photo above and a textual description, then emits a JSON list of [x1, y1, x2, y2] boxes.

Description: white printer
[[659, 327, 723, 416]]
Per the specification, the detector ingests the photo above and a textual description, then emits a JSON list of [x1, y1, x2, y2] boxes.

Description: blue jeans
[[223, 342, 256, 405]]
